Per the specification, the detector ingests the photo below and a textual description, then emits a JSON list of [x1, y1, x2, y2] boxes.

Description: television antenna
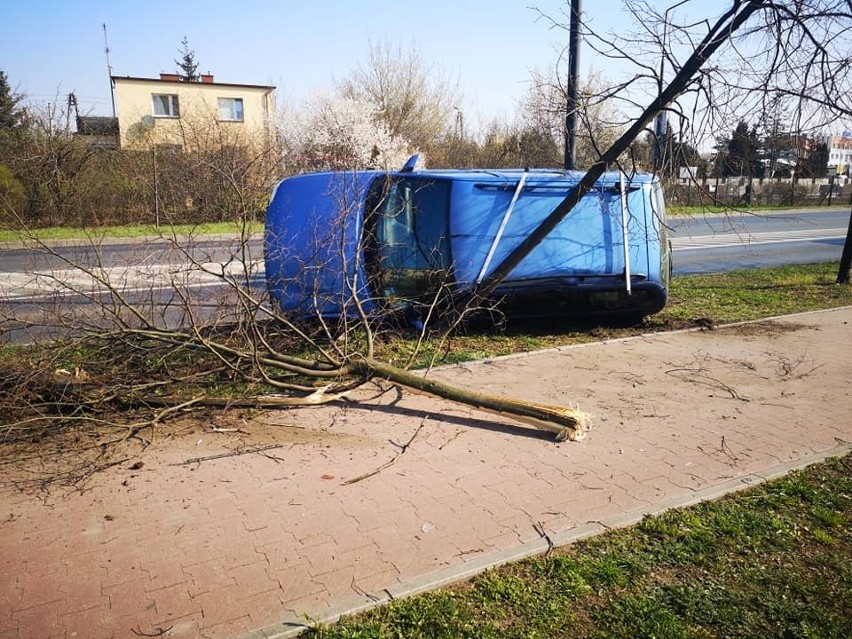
[[103, 23, 116, 118]]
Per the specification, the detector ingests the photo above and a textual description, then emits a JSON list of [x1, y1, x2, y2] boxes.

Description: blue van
[[264, 160, 671, 321]]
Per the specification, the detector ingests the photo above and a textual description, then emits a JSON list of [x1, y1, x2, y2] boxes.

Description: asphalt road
[[0, 235, 263, 276], [669, 208, 848, 275], [2, 208, 847, 293], [0, 235, 265, 343], [1, 207, 848, 343]]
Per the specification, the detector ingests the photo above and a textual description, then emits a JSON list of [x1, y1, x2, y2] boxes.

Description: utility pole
[[564, 0, 581, 170]]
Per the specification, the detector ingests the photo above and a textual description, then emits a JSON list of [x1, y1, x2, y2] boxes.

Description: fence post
[[790, 172, 796, 207]]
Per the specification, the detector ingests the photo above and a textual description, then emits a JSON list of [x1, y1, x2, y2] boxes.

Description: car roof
[[278, 166, 657, 189], [403, 167, 653, 181]]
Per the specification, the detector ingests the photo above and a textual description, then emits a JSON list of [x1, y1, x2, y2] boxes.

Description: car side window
[[374, 177, 452, 297]]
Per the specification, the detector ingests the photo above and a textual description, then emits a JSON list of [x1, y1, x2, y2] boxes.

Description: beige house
[[111, 73, 275, 149]]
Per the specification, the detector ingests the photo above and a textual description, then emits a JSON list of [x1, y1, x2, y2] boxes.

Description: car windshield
[[366, 176, 452, 300]]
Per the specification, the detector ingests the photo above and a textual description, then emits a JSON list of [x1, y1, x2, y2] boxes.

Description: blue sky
[[1, 0, 679, 127], [10, 0, 826, 138]]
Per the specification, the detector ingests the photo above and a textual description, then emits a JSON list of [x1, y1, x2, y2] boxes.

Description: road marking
[[0, 261, 265, 300], [672, 228, 846, 250]]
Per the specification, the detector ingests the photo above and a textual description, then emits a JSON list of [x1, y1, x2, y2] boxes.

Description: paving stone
[[8, 602, 64, 639], [13, 573, 64, 612], [183, 560, 238, 596], [59, 604, 115, 639], [2, 307, 850, 639], [229, 562, 283, 599], [199, 613, 253, 637]]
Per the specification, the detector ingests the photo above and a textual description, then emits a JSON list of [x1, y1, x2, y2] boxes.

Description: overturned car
[[264, 159, 671, 322]]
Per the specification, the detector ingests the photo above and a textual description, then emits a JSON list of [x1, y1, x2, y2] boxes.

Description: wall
[[112, 76, 275, 149]]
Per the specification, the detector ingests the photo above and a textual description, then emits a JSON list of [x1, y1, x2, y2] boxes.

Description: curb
[[422, 305, 852, 374], [241, 441, 852, 639]]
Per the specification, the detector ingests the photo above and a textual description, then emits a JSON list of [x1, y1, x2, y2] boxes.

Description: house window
[[152, 94, 179, 118], [218, 97, 244, 122]]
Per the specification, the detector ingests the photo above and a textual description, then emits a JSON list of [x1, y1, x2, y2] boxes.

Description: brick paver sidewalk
[[2, 308, 850, 639]]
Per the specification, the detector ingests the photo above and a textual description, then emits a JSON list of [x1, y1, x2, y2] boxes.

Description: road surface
[[670, 208, 848, 275], [1, 208, 847, 342]]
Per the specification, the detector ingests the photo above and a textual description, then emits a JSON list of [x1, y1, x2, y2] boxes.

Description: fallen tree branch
[[136, 385, 351, 409], [349, 357, 590, 441]]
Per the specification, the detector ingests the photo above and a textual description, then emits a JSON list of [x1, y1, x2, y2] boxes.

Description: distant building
[[828, 133, 852, 176], [111, 73, 275, 149]]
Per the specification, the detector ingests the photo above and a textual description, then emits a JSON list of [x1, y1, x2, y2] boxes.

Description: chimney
[[201, 74, 214, 84], [159, 73, 180, 82]]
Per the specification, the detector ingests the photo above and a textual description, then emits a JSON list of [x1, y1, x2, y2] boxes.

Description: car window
[[368, 176, 452, 299]]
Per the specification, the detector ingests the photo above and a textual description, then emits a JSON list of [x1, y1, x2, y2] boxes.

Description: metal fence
[[667, 176, 851, 208]]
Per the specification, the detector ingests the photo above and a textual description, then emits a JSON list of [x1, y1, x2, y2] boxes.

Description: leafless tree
[[1, 166, 587, 488], [3, 0, 850, 483], [533, 0, 849, 171], [337, 40, 460, 156], [519, 68, 626, 168], [481, 0, 850, 300]]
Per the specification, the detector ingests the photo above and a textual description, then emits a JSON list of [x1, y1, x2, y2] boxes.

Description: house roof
[[110, 76, 275, 91]]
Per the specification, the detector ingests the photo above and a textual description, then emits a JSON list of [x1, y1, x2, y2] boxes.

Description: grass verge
[[306, 454, 852, 639], [0, 221, 262, 243], [377, 262, 852, 367], [657, 262, 851, 324]]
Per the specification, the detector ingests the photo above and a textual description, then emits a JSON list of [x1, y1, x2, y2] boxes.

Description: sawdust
[[717, 320, 812, 337]]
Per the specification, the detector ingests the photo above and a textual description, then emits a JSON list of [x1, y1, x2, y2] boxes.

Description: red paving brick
[[1, 308, 851, 639]]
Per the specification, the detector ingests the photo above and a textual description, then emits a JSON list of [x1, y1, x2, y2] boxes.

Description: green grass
[[306, 455, 852, 638], [657, 262, 852, 324], [0, 221, 262, 242], [373, 262, 852, 369]]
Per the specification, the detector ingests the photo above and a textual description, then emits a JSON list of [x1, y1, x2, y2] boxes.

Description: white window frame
[[152, 94, 180, 118], [218, 97, 244, 122]]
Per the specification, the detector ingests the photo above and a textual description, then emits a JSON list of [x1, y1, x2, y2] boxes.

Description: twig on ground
[[720, 435, 741, 464], [343, 418, 428, 485], [131, 626, 173, 637], [665, 367, 751, 402], [533, 521, 555, 557], [174, 443, 288, 466]]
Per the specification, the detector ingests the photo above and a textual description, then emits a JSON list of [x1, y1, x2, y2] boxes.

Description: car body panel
[[265, 166, 670, 320]]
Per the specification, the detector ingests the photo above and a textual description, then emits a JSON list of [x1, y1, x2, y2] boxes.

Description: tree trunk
[[350, 357, 590, 442], [837, 208, 852, 284], [473, 0, 767, 301]]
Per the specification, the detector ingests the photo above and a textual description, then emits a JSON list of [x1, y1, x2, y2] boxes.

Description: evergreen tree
[[723, 121, 761, 177], [175, 37, 199, 82], [758, 93, 790, 178], [0, 70, 24, 129]]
